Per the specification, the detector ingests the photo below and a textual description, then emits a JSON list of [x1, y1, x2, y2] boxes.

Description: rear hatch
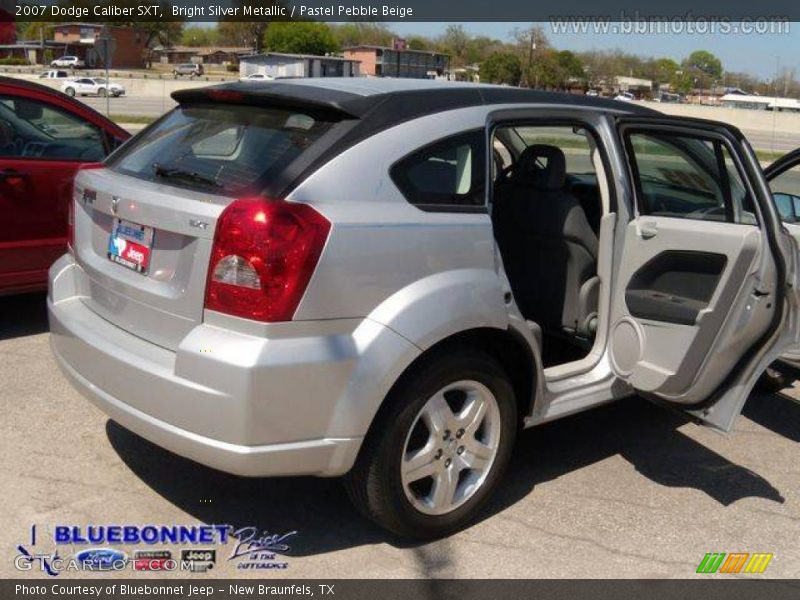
[[72, 100, 341, 350]]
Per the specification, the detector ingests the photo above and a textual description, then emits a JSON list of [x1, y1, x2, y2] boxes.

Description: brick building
[[50, 23, 147, 68], [343, 42, 449, 79]]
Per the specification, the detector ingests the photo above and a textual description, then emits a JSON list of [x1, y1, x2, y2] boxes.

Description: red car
[[0, 76, 129, 295]]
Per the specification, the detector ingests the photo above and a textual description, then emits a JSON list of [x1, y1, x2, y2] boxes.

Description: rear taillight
[[69, 163, 104, 254], [205, 198, 331, 322]]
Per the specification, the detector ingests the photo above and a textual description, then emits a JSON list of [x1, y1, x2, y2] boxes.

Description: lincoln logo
[[111, 196, 120, 215]]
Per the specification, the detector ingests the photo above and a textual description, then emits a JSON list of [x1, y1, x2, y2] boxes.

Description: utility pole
[[526, 27, 537, 89], [772, 56, 780, 155], [96, 26, 115, 117]]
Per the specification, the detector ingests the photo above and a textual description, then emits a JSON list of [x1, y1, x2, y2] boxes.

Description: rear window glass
[[108, 104, 336, 196]]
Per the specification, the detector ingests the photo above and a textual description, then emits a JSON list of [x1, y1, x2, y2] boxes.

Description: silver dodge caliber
[[49, 79, 800, 538]]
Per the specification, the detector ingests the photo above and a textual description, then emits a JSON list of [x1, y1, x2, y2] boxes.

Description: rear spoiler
[[171, 83, 372, 119]]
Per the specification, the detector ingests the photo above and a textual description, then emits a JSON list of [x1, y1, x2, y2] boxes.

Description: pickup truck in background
[[38, 70, 70, 80]]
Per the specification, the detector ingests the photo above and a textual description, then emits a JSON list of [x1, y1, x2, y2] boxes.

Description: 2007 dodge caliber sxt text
[[48, 78, 800, 538]]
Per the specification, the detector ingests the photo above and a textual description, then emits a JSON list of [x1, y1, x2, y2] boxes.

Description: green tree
[[16, 22, 50, 42], [463, 36, 504, 65], [512, 25, 551, 87], [181, 26, 219, 47], [218, 0, 286, 52], [439, 24, 469, 66], [670, 69, 695, 94], [480, 51, 521, 85], [218, 21, 266, 51], [684, 50, 723, 78], [682, 50, 723, 90], [406, 35, 431, 51], [263, 22, 338, 56], [555, 50, 584, 82], [329, 23, 394, 48], [648, 58, 680, 86], [104, 1, 184, 47]]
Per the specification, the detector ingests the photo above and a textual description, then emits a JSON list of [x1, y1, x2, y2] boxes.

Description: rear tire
[[65, 87, 75, 97], [344, 350, 517, 539], [758, 363, 792, 393]]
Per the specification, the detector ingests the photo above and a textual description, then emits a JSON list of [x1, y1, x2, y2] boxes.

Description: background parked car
[[50, 56, 85, 69], [240, 73, 274, 82], [61, 78, 126, 98], [39, 70, 70, 80], [173, 63, 204, 78], [0, 77, 129, 295]]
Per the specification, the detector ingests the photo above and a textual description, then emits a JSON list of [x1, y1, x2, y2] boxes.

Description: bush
[[0, 57, 29, 66], [226, 64, 238, 72]]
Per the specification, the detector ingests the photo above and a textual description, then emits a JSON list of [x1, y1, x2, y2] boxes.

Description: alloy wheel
[[401, 380, 501, 516]]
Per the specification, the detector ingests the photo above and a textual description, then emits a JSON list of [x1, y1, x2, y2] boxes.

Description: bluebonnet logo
[[228, 527, 297, 571], [53, 524, 231, 545], [75, 548, 127, 571]]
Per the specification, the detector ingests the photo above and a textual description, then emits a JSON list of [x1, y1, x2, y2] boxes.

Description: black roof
[[172, 78, 660, 121], [171, 79, 663, 198]]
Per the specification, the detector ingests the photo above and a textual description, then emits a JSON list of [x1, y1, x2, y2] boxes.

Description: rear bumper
[[47, 255, 390, 478]]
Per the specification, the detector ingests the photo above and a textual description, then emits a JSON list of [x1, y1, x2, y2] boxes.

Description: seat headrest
[[513, 144, 567, 190]]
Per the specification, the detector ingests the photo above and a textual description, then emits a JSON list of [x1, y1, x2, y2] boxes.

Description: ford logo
[[75, 548, 127, 571]]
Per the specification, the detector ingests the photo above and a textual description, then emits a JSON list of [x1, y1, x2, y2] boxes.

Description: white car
[[614, 92, 636, 102], [39, 70, 70, 80], [51, 56, 85, 69], [61, 78, 126, 98], [239, 73, 274, 82]]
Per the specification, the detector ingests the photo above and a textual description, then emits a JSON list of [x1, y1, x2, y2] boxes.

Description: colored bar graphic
[[719, 553, 749, 573], [696, 552, 773, 574], [744, 553, 773, 574], [697, 553, 727, 574]]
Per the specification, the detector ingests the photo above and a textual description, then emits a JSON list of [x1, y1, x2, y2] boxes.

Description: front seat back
[[494, 144, 599, 336]]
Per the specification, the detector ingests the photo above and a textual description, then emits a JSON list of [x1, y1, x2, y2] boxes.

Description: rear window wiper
[[152, 162, 222, 189]]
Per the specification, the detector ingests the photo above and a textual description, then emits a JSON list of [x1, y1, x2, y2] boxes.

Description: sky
[[386, 22, 799, 79]]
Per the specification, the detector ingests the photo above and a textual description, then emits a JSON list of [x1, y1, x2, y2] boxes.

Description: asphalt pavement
[[1, 292, 799, 579], [80, 94, 177, 117]]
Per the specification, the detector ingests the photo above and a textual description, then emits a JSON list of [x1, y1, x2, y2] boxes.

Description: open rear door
[[764, 148, 800, 358], [609, 116, 797, 431]]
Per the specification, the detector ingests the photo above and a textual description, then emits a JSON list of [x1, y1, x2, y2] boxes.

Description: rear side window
[[108, 104, 336, 196], [391, 130, 486, 211], [625, 131, 756, 224]]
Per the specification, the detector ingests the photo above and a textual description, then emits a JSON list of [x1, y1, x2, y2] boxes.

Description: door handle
[[639, 221, 658, 239]]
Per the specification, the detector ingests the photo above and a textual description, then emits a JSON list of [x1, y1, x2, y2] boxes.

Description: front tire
[[98, 88, 107, 97], [344, 350, 517, 539], [64, 87, 75, 97]]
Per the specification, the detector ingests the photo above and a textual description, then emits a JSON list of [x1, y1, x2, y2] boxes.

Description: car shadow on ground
[[0, 292, 48, 341], [743, 389, 800, 443], [106, 392, 791, 558]]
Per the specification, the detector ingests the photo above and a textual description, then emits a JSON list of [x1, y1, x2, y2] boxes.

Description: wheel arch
[[360, 326, 538, 450]]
